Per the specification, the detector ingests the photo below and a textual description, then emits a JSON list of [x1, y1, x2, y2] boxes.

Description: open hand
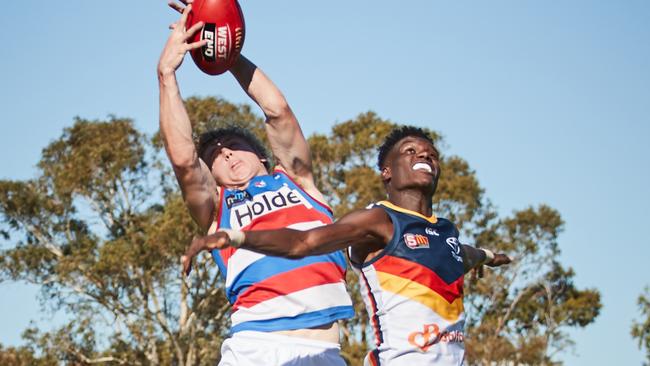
[[182, 232, 232, 276], [158, 3, 206, 76]]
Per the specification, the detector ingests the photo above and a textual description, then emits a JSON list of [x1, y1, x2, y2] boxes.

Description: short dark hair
[[377, 125, 436, 169], [197, 126, 271, 171]]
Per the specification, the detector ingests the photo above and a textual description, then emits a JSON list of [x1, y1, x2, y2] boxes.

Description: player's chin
[[231, 170, 257, 184], [412, 174, 435, 186], [405, 179, 435, 192]]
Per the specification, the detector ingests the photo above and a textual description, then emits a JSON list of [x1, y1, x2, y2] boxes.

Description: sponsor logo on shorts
[[404, 233, 430, 249], [408, 323, 464, 352]]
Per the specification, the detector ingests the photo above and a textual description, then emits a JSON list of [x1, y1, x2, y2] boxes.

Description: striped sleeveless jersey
[[353, 201, 466, 366], [211, 170, 354, 334]]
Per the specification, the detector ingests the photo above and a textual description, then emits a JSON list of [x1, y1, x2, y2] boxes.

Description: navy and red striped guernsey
[[210, 170, 354, 333], [351, 201, 466, 366]]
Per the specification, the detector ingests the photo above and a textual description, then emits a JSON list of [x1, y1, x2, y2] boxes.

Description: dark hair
[[377, 125, 437, 169], [197, 126, 271, 171]]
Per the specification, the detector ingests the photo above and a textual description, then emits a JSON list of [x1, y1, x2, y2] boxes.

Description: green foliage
[[464, 206, 601, 365], [0, 342, 56, 366], [0, 105, 262, 365], [0, 98, 601, 365], [152, 96, 268, 149], [632, 286, 650, 365]]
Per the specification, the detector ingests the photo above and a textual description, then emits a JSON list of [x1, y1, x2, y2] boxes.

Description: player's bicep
[[173, 160, 219, 231], [265, 114, 314, 181], [301, 208, 390, 254]]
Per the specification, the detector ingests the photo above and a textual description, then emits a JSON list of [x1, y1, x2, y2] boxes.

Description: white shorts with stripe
[[218, 331, 346, 366]]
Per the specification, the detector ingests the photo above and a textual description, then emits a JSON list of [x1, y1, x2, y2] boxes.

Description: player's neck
[[387, 190, 433, 217]]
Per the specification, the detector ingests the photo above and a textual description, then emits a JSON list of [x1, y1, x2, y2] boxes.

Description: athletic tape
[[219, 229, 246, 248], [482, 249, 495, 264]]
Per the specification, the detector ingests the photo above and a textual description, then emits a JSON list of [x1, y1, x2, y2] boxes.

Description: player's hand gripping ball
[[187, 0, 245, 75]]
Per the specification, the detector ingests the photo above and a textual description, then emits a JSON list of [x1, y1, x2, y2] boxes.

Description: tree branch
[[65, 343, 127, 365], [24, 223, 63, 258], [149, 281, 185, 366]]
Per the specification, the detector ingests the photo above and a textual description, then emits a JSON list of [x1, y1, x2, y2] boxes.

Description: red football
[[187, 0, 245, 75]]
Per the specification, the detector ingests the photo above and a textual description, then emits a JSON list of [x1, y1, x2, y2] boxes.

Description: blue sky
[[1, 1, 649, 364]]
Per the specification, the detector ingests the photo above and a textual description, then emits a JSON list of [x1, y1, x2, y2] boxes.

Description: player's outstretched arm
[[182, 207, 392, 275], [158, 5, 216, 231], [460, 244, 511, 274], [229, 56, 321, 198]]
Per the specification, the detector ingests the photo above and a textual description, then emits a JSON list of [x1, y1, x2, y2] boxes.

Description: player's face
[[384, 137, 440, 192], [203, 136, 267, 187]]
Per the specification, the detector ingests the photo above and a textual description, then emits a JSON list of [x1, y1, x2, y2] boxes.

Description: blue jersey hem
[[230, 306, 355, 334]]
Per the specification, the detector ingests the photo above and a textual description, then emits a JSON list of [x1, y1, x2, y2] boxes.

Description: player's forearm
[[240, 229, 311, 259], [229, 56, 312, 178], [461, 244, 490, 273], [230, 56, 292, 123], [228, 210, 386, 258], [239, 227, 354, 259], [159, 73, 199, 168]]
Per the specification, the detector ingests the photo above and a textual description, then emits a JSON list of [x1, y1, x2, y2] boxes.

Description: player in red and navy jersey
[[184, 126, 511, 365], [159, 3, 353, 365]]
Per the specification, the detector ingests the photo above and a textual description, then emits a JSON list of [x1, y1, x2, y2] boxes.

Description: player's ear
[[381, 167, 391, 182]]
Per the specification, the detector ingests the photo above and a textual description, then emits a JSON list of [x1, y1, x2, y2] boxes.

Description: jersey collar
[[378, 200, 438, 224]]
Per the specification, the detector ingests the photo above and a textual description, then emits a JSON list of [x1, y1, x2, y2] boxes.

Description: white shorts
[[219, 330, 347, 366]]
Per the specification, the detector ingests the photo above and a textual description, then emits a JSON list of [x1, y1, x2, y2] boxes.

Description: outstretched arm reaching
[[158, 4, 217, 231], [460, 244, 511, 274], [229, 56, 324, 202], [182, 207, 393, 275], [181, 205, 512, 276]]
